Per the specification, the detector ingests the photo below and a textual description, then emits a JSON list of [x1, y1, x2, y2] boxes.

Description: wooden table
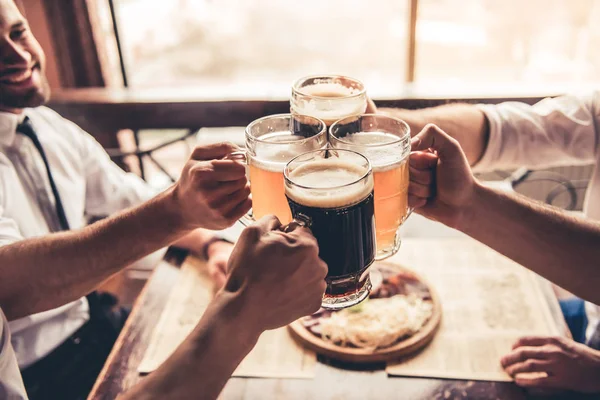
[[89, 248, 590, 400]]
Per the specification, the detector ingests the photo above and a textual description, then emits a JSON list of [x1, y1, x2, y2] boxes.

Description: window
[[96, 0, 600, 97], [416, 0, 600, 92], [108, 0, 408, 97]]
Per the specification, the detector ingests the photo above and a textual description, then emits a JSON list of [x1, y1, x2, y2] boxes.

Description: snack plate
[[288, 264, 442, 363]]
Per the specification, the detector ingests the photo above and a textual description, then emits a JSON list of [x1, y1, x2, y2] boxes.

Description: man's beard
[[0, 75, 51, 110]]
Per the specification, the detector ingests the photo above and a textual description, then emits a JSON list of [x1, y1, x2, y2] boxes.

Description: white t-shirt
[[0, 309, 27, 400], [473, 92, 600, 342]]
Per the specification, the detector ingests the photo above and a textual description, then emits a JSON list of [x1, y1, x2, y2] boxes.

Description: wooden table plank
[[88, 257, 181, 400], [88, 246, 589, 400]]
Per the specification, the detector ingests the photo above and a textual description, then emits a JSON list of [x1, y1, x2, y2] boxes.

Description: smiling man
[[0, 1, 238, 399]]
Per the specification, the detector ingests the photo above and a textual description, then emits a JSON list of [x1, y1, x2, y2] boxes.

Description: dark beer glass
[[284, 149, 376, 309]]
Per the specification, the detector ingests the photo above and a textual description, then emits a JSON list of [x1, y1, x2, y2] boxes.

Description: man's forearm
[[0, 187, 190, 320], [122, 291, 259, 400], [381, 104, 489, 165], [458, 183, 600, 304]]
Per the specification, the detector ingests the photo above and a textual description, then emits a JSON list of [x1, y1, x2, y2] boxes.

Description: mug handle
[[280, 213, 312, 233], [223, 151, 255, 226]]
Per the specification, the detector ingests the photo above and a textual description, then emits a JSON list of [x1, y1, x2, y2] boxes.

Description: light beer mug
[[290, 75, 368, 127], [229, 114, 327, 225], [329, 114, 412, 260]]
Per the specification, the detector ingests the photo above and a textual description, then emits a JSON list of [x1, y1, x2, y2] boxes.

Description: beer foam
[[335, 132, 407, 171], [300, 83, 360, 98], [286, 159, 373, 209], [251, 131, 323, 173], [293, 83, 366, 125]]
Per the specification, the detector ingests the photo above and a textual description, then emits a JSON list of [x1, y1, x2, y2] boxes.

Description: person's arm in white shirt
[[410, 125, 600, 304], [379, 92, 600, 170], [0, 219, 327, 400], [49, 108, 235, 272], [0, 144, 250, 321]]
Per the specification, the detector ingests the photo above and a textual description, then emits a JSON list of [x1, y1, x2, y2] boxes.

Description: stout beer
[[285, 150, 376, 309]]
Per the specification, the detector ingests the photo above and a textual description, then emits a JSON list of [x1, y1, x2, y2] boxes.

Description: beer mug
[[284, 149, 376, 310], [229, 114, 327, 225], [290, 75, 368, 127], [329, 114, 412, 260]]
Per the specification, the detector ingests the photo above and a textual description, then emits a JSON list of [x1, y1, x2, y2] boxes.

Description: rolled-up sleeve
[[473, 92, 600, 173]]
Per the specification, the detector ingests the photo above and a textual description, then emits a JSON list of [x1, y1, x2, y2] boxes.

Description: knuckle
[[207, 196, 222, 209], [549, 336, 565, 346], [423, 123, 438, 133], [541, 346, 560, 358], [317, 261, 328, 278], [318, 280, 327, 293], [242, 225, 263, 241]]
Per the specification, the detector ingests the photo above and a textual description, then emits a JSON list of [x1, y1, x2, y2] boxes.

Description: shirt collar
[[0, 110, 28, 148]]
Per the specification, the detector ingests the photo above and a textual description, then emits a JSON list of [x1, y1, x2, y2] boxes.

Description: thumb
[[411, 124, 463, 160]]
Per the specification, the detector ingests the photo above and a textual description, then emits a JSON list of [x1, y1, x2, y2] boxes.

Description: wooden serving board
[[288, 265, 442, 364]]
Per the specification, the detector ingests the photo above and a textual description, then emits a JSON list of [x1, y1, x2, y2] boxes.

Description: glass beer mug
[[290, 75, 368, 127], [229, 114, 327, 225], [329, 114, 413, 260], [284, 149, 376, 309]]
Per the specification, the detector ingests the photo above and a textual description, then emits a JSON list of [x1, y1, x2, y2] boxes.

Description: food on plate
[[301, 267, 434, 351]]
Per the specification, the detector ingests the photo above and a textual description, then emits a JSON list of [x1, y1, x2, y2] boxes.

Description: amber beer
[[285, 149, 376, 310], [243, 115, 327, 225], [290, 75, 368, 126], [329, 115, 411, 259]]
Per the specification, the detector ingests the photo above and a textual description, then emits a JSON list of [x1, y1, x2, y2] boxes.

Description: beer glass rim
[[245, 113, 327, 145], [329, 114, 411, 148], [284, 149, 372, 191], [292, 74, 366, 100]]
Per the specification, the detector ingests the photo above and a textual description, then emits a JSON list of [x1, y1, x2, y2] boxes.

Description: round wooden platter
[[288, 265, 442, 364]]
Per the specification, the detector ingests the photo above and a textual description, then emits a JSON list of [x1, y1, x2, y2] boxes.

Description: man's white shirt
[[474, 92, 600, 342], [0, 107, 158, 368]]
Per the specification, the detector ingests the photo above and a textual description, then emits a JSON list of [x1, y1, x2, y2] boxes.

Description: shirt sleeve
[[79, 134, 160, 217], [0, 310, 27, 400], [0, 179, 23, 247], [473, 92, 600, 173]]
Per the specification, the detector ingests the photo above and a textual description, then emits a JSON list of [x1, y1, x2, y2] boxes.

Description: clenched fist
[[171, 143, 251, 231], [224, 216, 328, 331], [408, 124, 476, 229]]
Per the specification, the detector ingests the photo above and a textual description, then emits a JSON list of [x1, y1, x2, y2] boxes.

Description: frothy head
[[291, 81, 367, 125], [299, 82, 361, 98], [332, 131, 409, 171], [250, 131, 326, 172], [285, 158, 373, 209]]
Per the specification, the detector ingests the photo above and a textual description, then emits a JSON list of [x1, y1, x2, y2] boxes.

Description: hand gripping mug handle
[[223, 151, 254, 226], [280, 213, 312, 233]]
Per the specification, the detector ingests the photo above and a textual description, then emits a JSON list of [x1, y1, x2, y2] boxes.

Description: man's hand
[[171, 142, 251, 231], [225, 215, 328, 331], [408, 124, 476, 229], [366, 97, 377, 113], [501, 336, 600, 394]]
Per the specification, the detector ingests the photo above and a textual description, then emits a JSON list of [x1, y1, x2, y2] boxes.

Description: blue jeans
[[559, 297, 588, 344]]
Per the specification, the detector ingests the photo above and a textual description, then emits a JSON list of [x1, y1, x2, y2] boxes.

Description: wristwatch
[[201, 236, 233, 261]]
